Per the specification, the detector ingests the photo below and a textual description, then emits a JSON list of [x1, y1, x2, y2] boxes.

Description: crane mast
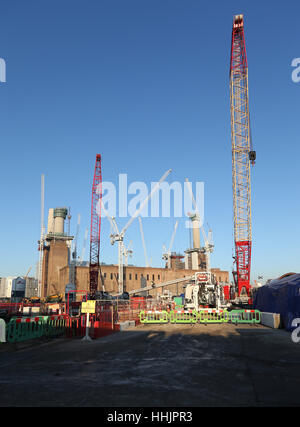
[[230, 15, 255, 299], [89, 154, 102, 297]]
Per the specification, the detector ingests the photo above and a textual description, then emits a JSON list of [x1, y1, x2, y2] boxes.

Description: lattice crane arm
[[230, 14, 255, 298], [89, 154, 102, 296]]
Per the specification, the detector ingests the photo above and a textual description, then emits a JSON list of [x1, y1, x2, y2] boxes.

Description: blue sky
[[0, 0, 299, 283]]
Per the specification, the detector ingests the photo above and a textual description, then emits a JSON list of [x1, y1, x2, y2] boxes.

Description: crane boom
[[168, 220, 178, 253], [89, 154, 102, 296], [38, 174, 45, 297], [138, 216, 149, 267], [80, 227, 89, 262], [230, 15, 255, 299], [120, 169, 172, 237]]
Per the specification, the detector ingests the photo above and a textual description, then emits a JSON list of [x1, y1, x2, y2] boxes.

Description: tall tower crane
[[162, 220, 179, 269], [89, 154, 102, 297], [123, 240, 133, 267], [79, 227, 89, 263], [185, 178, 214, 272], [230, 14, 256, 300], [101, 169, 172, 295], [38, 174, 45, 297], [138, 216, 150, 267]]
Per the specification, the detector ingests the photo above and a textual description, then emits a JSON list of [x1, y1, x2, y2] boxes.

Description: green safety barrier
[[198, 310, 229, 324], [44, 317, 67, 337], [169, 310, 198, 324], [229, 310, 261, 324], [5, 316, 69, 343], [139, 310, 169, 324], [138, 309, 261, 325], [6, 317, 49, 343]]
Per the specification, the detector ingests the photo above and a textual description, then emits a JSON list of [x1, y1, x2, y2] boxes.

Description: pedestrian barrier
[[169, 310, 198, 324], [198, 309, 229, 324], [0, 318, 6, 342], [229, 309, 261, 324], [44, 315, 69, 337], [139, 310, 169, 323], [5, 315, 84, 343], [6, 317, 49, 343], [138, 309, 261, 325]]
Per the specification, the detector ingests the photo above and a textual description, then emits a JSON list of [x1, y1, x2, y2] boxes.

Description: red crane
[[229, 15, 256, 302], [89, 154, 102, 297]]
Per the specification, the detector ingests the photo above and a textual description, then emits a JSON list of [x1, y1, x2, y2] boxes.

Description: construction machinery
[[79, 227, 89, 263], [69, 213, 81, 290], [184, 272, 228, 311], [102, 169, 172, 295], [89, 154, 102, 297], [123, 240, 133, 266], [37, 174, 45, 297], [138, 217, 150, 267], [185, 178, 214, 271], [23, 266, 32, 280], [230, 14, 256, 303], [162, 220, 179, 268], [45, 293, 63, 303]]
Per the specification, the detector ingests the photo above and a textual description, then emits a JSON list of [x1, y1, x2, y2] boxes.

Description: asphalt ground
[[0, 323, 299, 407]]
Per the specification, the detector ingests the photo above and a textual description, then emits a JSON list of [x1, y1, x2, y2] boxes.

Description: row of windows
[[101, 273, 228, 282], [102, 272, 161, 281]]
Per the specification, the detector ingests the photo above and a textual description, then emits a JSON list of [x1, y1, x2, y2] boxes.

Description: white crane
[[102, 169, 172, 294], [24, 266, 32, 280], [162, 220, 179, 268], [69, 213, 81, 288], [185, 178, 214, 272], [38, 174, 45, 297], [71, 213, 81, 260], [123, 240, 133, 266], [138, 216, 150, 267], [79, 227, 89, 263]]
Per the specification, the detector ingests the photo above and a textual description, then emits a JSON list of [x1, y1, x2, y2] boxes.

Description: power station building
[[40, 207, 229, 299]]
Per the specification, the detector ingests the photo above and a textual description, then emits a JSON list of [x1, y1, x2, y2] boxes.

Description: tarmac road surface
[[0, 323, 299, 407]]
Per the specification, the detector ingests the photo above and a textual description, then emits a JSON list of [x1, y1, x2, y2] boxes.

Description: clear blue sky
[[0, 0, 299, 283]]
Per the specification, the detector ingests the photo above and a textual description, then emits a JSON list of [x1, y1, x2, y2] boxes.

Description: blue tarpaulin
[[253, 273, 300, 331]]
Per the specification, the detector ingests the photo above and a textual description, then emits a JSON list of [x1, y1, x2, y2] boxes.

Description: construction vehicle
[[184, 272, 230, 311], [23, 296, 44, 304], [230, 14, 256, 303], [45, 293, 63, 303]]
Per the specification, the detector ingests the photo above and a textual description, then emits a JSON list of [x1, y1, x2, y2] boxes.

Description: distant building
[[0, 277, 9, 298], [0, 276, 38, 300], [0, 277, 14, 298], [25, 277, 39, 298], [12, 277, 26, 300]]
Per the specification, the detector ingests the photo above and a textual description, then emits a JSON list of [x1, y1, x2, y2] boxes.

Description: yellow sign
[[81, 300, 96, 314]]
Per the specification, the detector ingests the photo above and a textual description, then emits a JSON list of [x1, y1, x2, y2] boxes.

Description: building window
[[129, 274, 132, 280], [110, 273, 113, 280], [104, 273, 106, 279], [147, 274, 149, 281], [158, 274, 160, 280], [152, 274, 154, 281], [135, 274, 138, 280]]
